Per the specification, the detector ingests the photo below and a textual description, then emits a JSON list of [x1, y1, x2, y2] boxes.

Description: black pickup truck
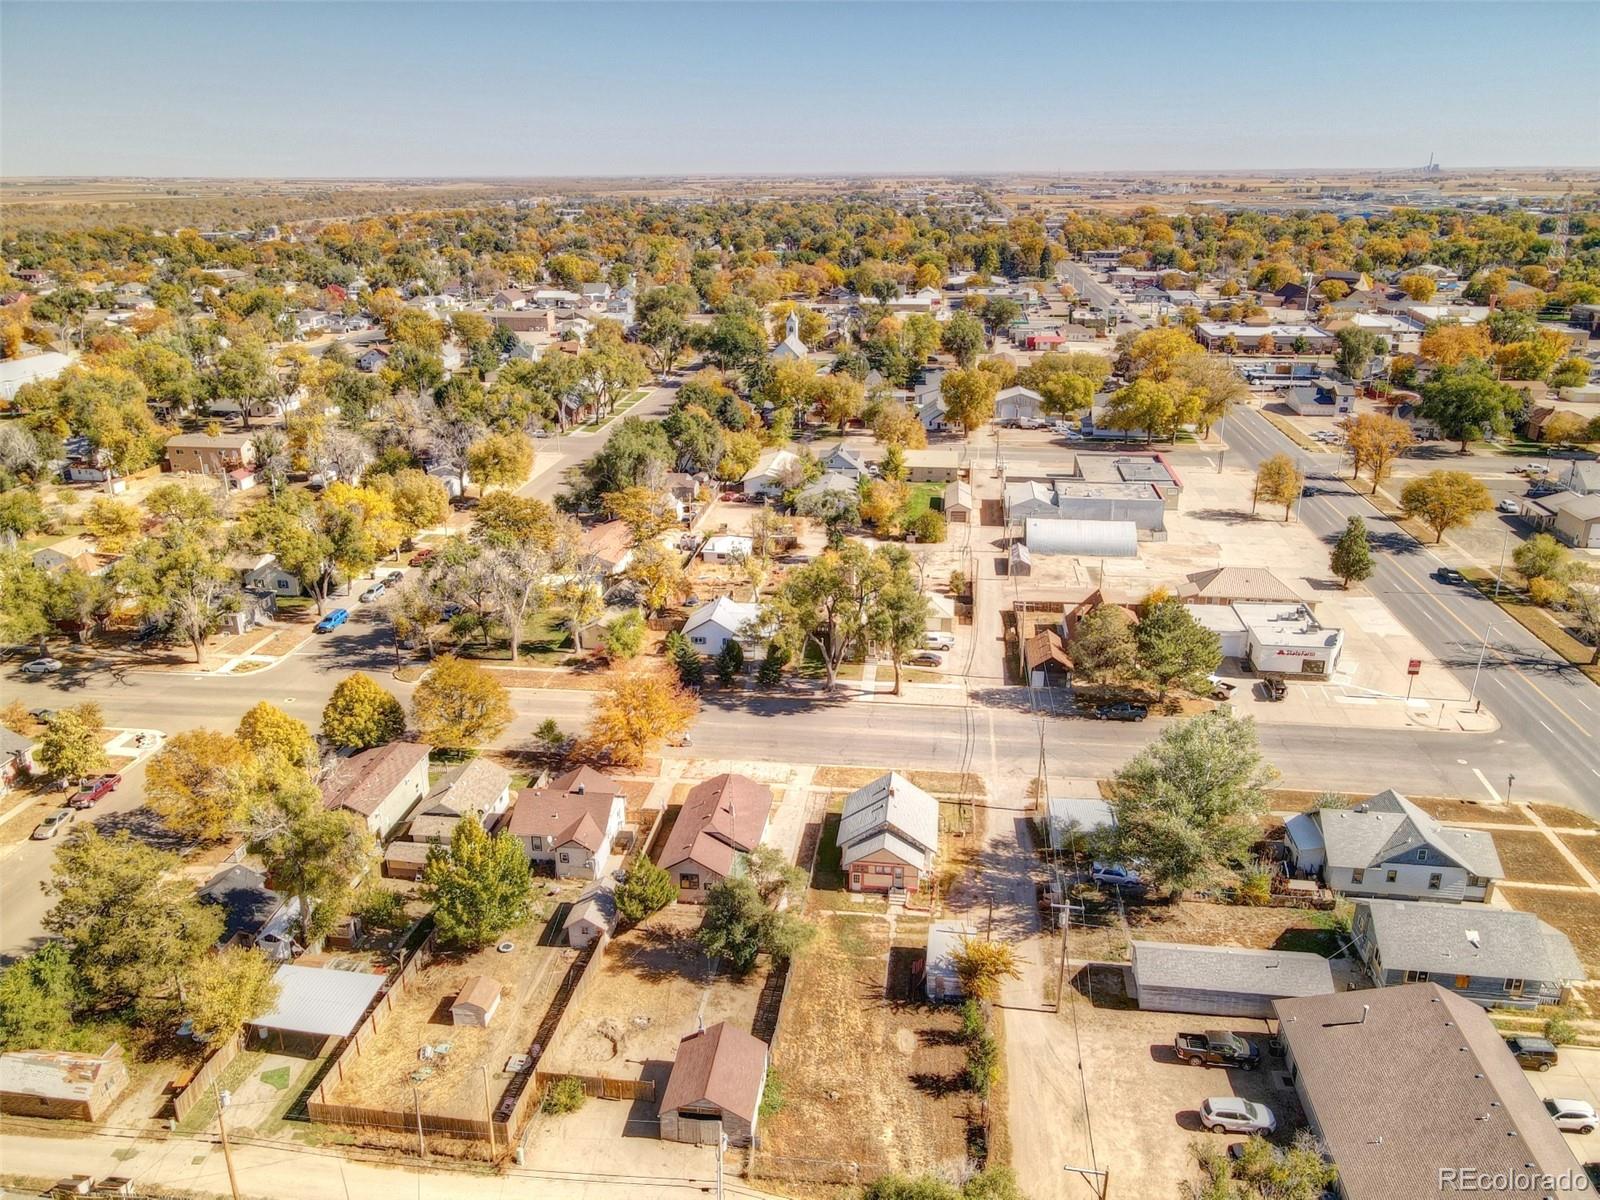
[[1174, 1031, 1261, 1070]]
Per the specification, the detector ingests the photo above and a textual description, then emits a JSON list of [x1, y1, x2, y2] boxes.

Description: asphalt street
[[1224, 406, 1600, 808]]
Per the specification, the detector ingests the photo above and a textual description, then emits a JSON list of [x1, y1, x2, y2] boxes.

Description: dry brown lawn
[[1497, 887, 1600, 976], [539, 904, 765, 1075], [811, 766, 984, 797], [761, 914, 971, 1184], [326, 925, 573, 1116], [1558, 832, 1600, 880], [1066, 898, 1348, 964], [1490, 830, 1586, 887], [1535, 804, 1600, 831]]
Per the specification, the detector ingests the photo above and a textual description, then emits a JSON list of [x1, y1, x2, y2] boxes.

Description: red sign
[[1408, 659, 1422, 676]]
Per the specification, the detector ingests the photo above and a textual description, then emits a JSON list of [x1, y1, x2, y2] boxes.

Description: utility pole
[[481, 1064, 497, 1157], [1468, 622, 1497, 707], [213, 1082, 242, 1200], [1064, 1162, 1110, 1199], [716, 1130, 728, 1200], [412, 1083, 427, 1161]]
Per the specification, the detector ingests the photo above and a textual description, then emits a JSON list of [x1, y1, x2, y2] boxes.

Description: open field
[[1490, 830, 1587, 887], [326, 922, 572, 1116], [1497, 887, 1600, 976], [759, 914, 972, 1187], [1066, 895, 1349, 963], [538, 904, 767, 1077]]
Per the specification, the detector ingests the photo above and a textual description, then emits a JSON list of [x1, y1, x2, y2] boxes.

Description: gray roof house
[[1131, 941, 1335, 1018], [817, 444, 868, 480], [248, 964, 385, 1055], [1274, 984, 1587, 1200], [1284, 789, 1501, 903], [1351, 899, 1582, 1010], [837, 772, 939, 894]]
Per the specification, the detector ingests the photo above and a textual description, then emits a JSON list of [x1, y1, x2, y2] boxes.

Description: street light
[[1468, 621, 1497, 707], [1494, 528, 1513, 598]]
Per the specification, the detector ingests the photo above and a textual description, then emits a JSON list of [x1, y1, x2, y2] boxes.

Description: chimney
[[1465, 930, 1480, 949], [576, 783, 585, 795]]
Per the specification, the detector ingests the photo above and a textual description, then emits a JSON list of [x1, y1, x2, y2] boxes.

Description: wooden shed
[[659, 1023, 768, 1147], [450, 975, 502, 1028]]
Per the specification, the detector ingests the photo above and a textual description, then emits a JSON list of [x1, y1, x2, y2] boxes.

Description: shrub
[[758, 1067, 784, 1119], [757, 642, 789, 686], [1545, 1009, 1579, 1045], [907, 509, 946, 544], [958, 999, 986, 1043], [964, 1030, 1000, 1098], [601, 609, 646, 661], [1235, 862, 1273, 906], [714, 638, 745, 684], [352, 885, 408, 932], [614, 859, 675, 924], [1529, 575, 1569, 608], [542, 1076, 587, 1115]]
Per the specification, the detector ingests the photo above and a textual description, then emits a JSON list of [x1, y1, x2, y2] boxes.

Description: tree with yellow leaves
[[411, 655, 513, 752], [146, 729, 254, 843], [952, 938, 1022, 1003], [939, 367, 999, 438], [1419, 322, 1492, 366], [1253, 454, 1304, 521], [1119, 326, 1204, 382], [603, 484, 678, 547], [82, 497, 142, 553], [1339, 412, 1416, 494], [466, 430, 535, 492], [585, 668, 699, 767]]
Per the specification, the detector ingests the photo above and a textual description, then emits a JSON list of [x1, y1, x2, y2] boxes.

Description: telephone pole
[[212, 1082, 241, 1200]]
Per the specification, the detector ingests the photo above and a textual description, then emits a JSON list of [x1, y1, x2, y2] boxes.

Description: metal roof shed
[[1023, 518, 1138, 558], [249, 965, 385, 1055], [1131, 941, 1335, 1019]]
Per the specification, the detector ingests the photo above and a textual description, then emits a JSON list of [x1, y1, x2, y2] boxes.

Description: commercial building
[[1234, 602, 1343, 676]]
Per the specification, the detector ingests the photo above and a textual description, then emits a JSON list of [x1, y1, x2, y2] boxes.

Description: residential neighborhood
[[1, 5, 1598, 1200]]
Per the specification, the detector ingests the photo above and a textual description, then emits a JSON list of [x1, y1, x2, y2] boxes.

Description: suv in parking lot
[[1199, 1097, 1276, 1135]]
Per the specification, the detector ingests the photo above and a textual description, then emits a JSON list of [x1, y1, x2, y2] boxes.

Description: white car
[[1200, 1097, 1277, 1135], [22, 657, 63, 675], [1017, 416, 1047, 430], [1051, 421, 1074, 435], [1497, 499, 1520, 514], [923, 632, 955, 652], [1091, 862, 1142, 888], [1545, 1098, 1598, 1134]]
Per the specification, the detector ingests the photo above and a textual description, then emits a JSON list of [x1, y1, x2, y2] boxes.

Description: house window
[[679, 873, 700, 890], [1505, 979, 1525, 997], [1351, 869, 1365, 885], [1415, 849, 1427, 863], [1428, 873, 1442, 890], [1404, 970, 1429, 983], [1385, 870, 1398, 883], [1454, 975, 1469, 989], [530, 836, 543, 850], [558, 852, 570, 864], [691, 636, 706, 645]]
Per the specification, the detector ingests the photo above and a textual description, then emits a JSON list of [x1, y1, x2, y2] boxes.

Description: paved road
[[517, 377, 682, 505], [1226, 406, 1600, 808]]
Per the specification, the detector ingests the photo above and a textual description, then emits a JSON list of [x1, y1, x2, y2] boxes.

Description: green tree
[[696, 875, 811, 975], [184, 947, 281, 1041], [1106, 710, 1275, 901], [1135, 599, 1222, 698], [34, 708, 109, 783], [1514, 533, 1567, 581], [249, 784, 374, 945], [322, 672, 407, 749], [1066, 603, 1137, 683], [940, 311, 987, 368], [866, 551, 929, 695], [423, 816, 532, 949], [411, 655, 513, 752], [602, 609, 647, 661], [0, 550, 52, 650], [763, 540, 890, 688], [1334, 326, 1383, 380], [714, 638, 746, 683], [0, 943, 81, 1051], [43, 829, 223, 1015], [1417, 361, 1520, 452], [1329, 516, 1374, 589], [1400, 470, 1493, 543], [614, 859, 676, 924]]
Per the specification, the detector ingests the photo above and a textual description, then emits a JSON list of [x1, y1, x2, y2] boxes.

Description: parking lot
[[1055, 979, 1306, 1194], [1525, 1043, 1600, 1160]]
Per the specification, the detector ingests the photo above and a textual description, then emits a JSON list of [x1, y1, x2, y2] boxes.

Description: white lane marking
[[1472, 768, 1503, 804], [1572, 694, 1593, 712], [1538, 718, 1556, 735]]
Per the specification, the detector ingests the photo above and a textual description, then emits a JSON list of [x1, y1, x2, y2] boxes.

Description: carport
[[246, 965, 385, 1057]]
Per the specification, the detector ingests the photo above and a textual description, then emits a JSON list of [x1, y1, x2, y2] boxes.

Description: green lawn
[[448, 609, 576, 666], [903, 482, 943, 521]]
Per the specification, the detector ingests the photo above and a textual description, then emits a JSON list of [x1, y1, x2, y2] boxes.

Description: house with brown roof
[[1274, 984, 1586, 1200], [507, 766, 625, 880], [1023, 628, 1072, 688], [656, 773, 773, 903], [583, 520, 635, 576], [1179, 566, 1305, 607], [164, 431, 257, 481], [320, 741, 432, 840], [0, 1045, 129, 1121], [658, 1022, 768, 1147]]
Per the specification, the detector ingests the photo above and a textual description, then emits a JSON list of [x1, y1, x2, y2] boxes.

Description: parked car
[[1506, 1035, 1559, 1071], [69, 774, 122, 809], [1017, 416, 1047, 430], [1091, 862, 1142, 888], [1051, 420, 1074, 435], [1093, 702, 1148, 722], [1545, 1099, 1598, 1134], [31, 809, 76, 840], [1497, 499, 1520, 514], [384, 571, 404, 585], [909, 651, 944, 668], [1207, 674, 1236, 700], [358, 584, 386, 603], [1200, 1098, 1277, 1135], [21, 657, 63, 675], [408, 548, 435, 567], [923, 632, 956, 652], [1175, 1032, 1260, 1070], [314, 609, 350, 633], [1260, 675, 1288, 702]]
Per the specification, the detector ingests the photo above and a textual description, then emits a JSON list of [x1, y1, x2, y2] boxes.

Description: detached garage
[[450, 975, 502, 1027], [1131, 941, 1335, 1019]]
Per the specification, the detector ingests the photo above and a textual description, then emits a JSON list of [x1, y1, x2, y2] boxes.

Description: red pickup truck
[[68, 774, 121, 809]]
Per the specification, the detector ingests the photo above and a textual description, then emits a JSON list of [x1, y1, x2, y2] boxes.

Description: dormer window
[[1415, 849, 1427, 863]]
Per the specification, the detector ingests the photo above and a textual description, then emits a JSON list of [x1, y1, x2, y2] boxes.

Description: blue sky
[[2, 2, 1596, 176]]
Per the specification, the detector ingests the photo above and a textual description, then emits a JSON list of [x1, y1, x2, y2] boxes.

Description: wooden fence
[[169, 1034, 242, 1122], [534, 1071, 656, 1102]]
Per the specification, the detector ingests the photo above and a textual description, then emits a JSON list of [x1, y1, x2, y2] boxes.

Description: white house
[[235, 552, 302, 597], [769, 310, 810, 362], [700, 534, 754, 564], [507, 767, 626, 881], [682, 596, 763, 657], [320, 742, 432, 840], [741, 449, 801, 498], [996, 386, 1045, 424]]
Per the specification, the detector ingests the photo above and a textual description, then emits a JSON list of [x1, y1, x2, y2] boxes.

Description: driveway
[[1527, 1043, 1600, 1160]]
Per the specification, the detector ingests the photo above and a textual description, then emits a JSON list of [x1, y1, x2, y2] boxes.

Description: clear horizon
[[3, 1, 1597, 178]]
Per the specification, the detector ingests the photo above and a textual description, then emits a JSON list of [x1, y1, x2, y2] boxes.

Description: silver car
[[1200, 1097, 1276, 1135]]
